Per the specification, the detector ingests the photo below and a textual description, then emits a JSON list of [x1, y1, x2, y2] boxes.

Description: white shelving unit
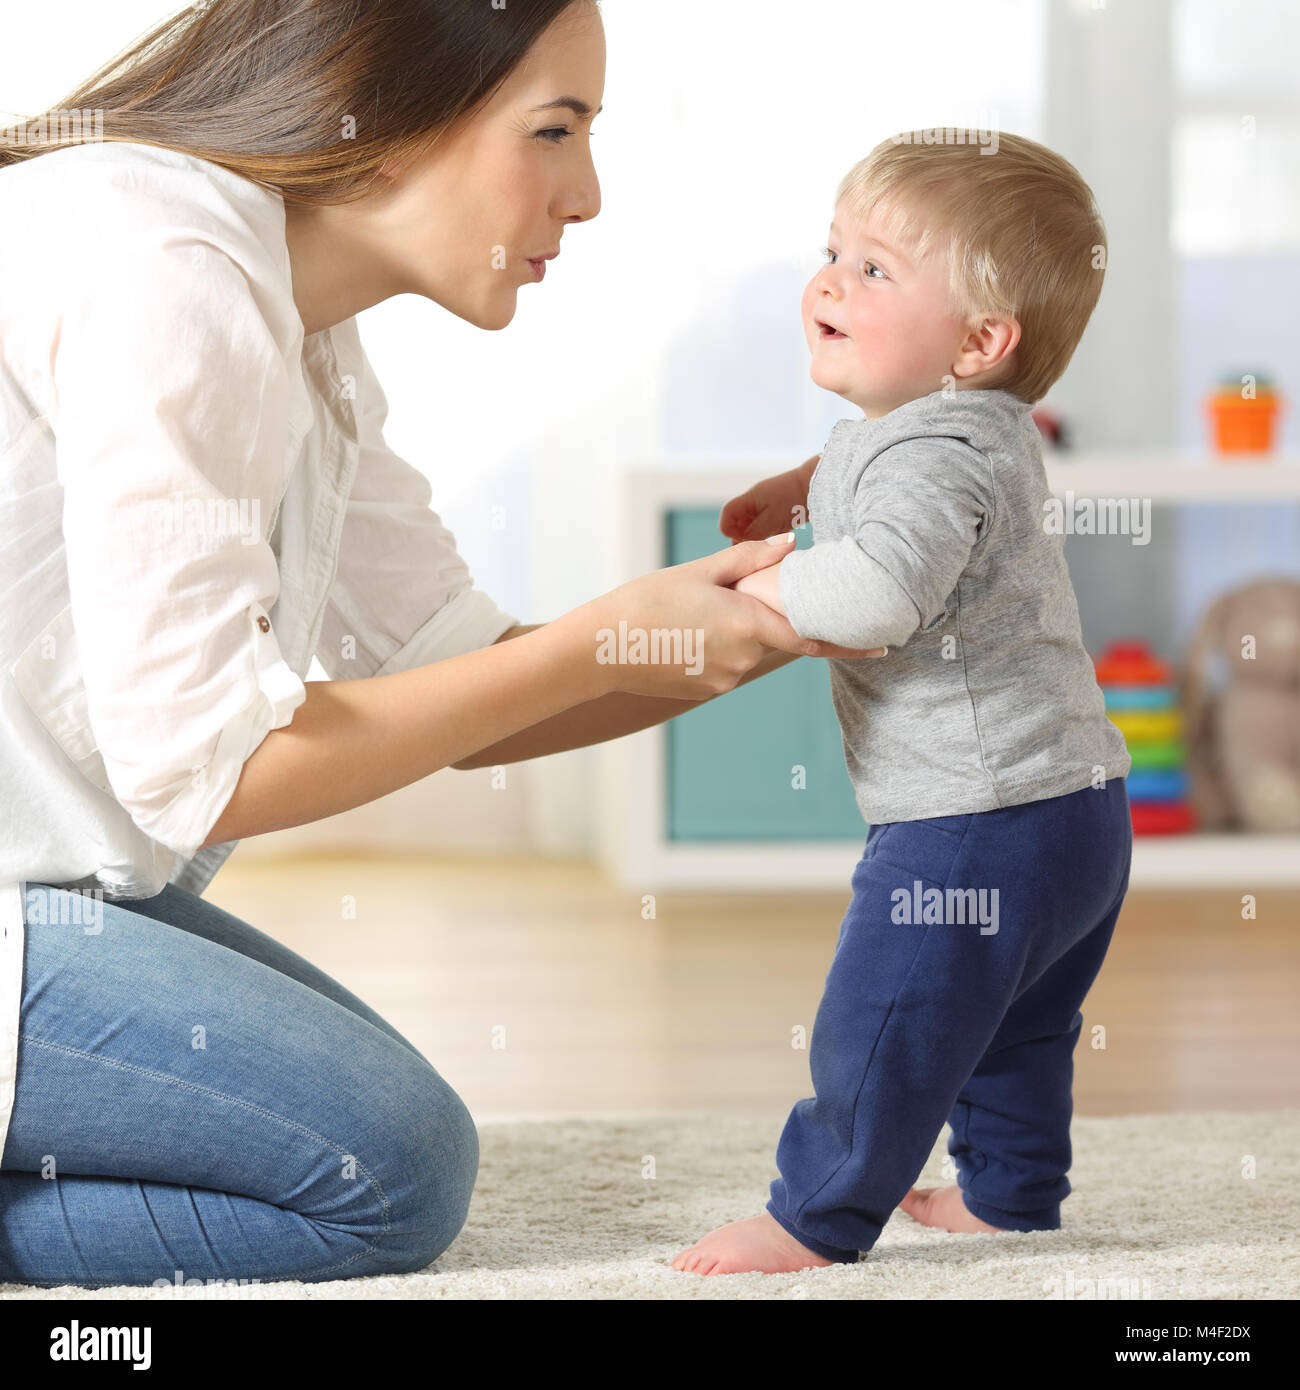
[[595, 452, 1300, 892], [1042, 450, 1300, 499]]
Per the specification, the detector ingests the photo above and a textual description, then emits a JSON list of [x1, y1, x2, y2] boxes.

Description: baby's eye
[[863, 262, 885, 280], [821, 246, 838, 264]]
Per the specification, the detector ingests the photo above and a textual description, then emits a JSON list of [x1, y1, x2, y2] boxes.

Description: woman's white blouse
[[0, 141, 521, 1155]]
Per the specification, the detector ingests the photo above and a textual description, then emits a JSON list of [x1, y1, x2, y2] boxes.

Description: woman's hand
[[719, 455, 818, 544], [554, 536, 886, 702]]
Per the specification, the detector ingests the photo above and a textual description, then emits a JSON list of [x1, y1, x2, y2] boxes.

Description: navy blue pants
[[767, 776, 1132, 1263]]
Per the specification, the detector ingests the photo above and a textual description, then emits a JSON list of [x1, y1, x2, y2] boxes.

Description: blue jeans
[[0, 882, 478, 1289], [767, 776, 1133, 1262]]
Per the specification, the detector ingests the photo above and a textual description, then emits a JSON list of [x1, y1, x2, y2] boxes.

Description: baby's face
[[801, 197, 974, 418]]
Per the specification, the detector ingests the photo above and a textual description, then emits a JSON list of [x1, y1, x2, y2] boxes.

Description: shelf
[[599, 469, 1300, 894], [599, 833, 1300, 892], [1120, 832, 1300, 888], [1042, 451, 1300, 501]]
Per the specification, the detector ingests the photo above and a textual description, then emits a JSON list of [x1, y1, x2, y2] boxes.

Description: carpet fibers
[[3, 1108, 1296, 1300]]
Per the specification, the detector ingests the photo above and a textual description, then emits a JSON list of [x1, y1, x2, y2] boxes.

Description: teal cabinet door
[[665, 509, 867, 841]]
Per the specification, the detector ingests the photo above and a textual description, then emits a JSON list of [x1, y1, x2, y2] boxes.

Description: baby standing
[[674, 129, 1132, 1276]]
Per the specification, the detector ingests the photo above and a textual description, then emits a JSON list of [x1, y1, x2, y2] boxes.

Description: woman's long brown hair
[[0, 0, 592, 207]]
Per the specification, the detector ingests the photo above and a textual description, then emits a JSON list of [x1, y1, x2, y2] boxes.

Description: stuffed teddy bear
[[1181, 577, 1300, 831]]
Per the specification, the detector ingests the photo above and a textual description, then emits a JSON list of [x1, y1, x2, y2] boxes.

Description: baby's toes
[[899, 1186, 936, 1220]]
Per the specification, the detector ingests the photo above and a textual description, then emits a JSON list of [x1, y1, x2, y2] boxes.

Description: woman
[[0, 0, 879, 1288]]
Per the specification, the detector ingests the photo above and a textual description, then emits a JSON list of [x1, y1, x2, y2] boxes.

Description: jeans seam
[[16, 1032, 396, 1281]]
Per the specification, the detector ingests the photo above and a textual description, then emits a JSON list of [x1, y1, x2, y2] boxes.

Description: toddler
[[673, 130, 1133, 1275]]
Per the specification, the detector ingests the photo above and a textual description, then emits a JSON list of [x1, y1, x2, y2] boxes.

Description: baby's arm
[[732, 561, 787, 617], [778, 436, 994, 651]]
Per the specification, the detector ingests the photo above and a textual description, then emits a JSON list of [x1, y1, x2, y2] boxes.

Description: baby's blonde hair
[[835, 130, 1107, 405]]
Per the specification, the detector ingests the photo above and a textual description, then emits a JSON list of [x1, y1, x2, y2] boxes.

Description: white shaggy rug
[[3, 1108, 1297, 1300]]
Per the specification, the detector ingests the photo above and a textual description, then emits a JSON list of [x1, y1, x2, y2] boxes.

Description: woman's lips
[[527, 258, 546, 281]]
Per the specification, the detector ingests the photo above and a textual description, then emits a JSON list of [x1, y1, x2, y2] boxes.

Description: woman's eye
[[537, 127, 572, 144]]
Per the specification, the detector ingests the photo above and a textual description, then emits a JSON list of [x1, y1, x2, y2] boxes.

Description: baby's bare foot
[[671, 1212, 836, 1275], [900, 1184, 1006, 1233]]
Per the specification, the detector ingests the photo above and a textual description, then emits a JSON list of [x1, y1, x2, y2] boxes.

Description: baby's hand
[[720, 457, 817, 543]]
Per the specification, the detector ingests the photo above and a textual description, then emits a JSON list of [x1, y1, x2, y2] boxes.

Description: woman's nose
[[574, 181, 601, 223], [559, 187, 599, 226], [562, 150, 601, 224]]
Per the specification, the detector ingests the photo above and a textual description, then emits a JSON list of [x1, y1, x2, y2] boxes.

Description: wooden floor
[[205, 852, 1300, 1121]]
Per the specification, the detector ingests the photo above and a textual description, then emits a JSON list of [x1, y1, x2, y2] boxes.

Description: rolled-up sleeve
[[49, 210, 307, 860], [779, 435, 994, 650], [314, 337, 521, 681]]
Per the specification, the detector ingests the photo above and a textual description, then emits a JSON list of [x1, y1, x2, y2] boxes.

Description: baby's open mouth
[[816, 319, 849, 340]]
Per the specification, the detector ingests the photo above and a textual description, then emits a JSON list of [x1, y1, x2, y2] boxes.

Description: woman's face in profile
[[383, 0, 605, 330]]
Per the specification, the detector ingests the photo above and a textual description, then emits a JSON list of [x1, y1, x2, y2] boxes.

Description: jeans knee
[[373, 1066, 479, 1273], [419, 1077, 479, 1259]]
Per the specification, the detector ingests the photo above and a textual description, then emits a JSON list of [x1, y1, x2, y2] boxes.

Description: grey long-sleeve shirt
[[778, 387, 1131, 824]]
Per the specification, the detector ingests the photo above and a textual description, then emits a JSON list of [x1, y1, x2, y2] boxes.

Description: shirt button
[[257, 616, 270, 633]]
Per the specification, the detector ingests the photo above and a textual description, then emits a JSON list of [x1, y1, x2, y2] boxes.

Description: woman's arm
[[450, 624, 801, 769], [201, 537, 872, 848], [199, 617, 616, 849]]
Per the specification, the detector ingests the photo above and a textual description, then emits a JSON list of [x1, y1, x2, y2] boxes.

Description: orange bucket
[[1205, 378, 1283, 454]]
